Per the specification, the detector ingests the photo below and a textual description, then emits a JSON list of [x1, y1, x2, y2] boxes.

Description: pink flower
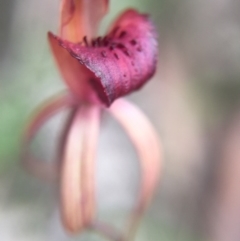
[[22, 0, 162, 240]]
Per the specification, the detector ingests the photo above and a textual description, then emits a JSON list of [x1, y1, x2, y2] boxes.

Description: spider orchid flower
[[22, 0, 162, 240]]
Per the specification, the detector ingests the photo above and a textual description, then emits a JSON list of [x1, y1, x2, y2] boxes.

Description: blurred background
[[1, 0, 240, 240]]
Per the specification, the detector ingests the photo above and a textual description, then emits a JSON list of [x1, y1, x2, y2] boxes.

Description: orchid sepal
[[21, 91, 77, 181], [61, 104, 101, 233], [59, 0, 109, 42], [109, 98, 162, 239]]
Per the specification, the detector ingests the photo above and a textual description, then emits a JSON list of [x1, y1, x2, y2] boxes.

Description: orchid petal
[[109, 98, 162, 239], [60, 0, 109, 42], [61, 104, 100, 233], [51, 9, 158, 106], [21, 91, 76, 181]]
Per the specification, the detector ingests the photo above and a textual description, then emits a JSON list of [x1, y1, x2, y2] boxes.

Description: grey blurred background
[[1, 0, 240, 240]]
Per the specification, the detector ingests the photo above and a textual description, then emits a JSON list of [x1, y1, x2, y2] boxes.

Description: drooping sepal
[[21, 91, 76, 181], [109, 98, 162, 239], [61, 104, 100, 233]]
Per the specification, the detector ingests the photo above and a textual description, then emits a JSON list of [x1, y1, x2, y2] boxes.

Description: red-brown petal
[[109, 98, 162, 239], [60, 0, 109, 42], [52, 9, 158, 106]]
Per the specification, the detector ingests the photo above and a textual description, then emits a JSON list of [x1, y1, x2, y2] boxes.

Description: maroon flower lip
[[49, 9, 158, 106]]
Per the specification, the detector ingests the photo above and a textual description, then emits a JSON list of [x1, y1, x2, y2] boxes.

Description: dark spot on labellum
[[96, 37, 102, 46], [109, 43, 117, 51], [83, 36, 89, 46], [114, 53, 119, 59], [123, 50, 131, 57], [92, 39, 97, 47], [116, 43, 126, 49], [131, 61, 135, 66], [130, 39, 137, 45], [137, 46, 142, 52], [101, 51, 107, 57], [103, 39, 110, 47], [123, 74, 127, 78], [119, 31, 127, 38]]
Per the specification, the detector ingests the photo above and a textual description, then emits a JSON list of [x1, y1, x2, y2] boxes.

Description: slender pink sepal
[[61, 104, 100, 233], [109, 98, 162, 239], [51, 9, 158, 106], [21, 91, 76, 181]]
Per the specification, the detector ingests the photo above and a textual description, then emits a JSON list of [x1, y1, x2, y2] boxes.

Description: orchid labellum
[[22, 0, 162, 240]]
